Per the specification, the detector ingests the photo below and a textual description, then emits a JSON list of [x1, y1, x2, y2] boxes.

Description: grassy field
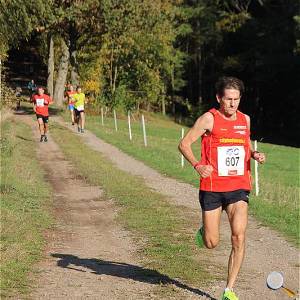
[[0, 119, 52, 297], [50, 122, 216, 290], [62, 110, 299, 245]]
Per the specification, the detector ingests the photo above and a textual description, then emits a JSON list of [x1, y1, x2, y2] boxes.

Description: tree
[[53, 38, 69, 106], [47, 35, 54, 97], [78, 0, 184, 112], [0, 0, 53, 58]]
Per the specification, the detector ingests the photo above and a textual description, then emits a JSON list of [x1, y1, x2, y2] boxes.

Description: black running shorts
[[36, 114, 49, 123], [199, 189, 249, 211], [74, 108, 84, 117]]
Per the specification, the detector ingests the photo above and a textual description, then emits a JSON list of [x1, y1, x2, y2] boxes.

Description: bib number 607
[[225, 156, 239, 167]]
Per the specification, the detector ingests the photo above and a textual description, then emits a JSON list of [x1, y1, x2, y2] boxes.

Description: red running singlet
[[200, 108, 251, 192]]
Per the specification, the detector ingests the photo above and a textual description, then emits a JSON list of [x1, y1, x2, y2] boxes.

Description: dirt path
[[19, 115, 161, 300], [55, 117, 299, 300]]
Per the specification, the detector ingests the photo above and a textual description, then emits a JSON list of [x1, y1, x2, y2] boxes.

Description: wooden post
[[128, 111, 132, 141], [254, 140, 259, 196], [141, 114, 147, 147], [113, 109, 118, 131], [181, 128, 185, 168], [101, 107, 104, 125]]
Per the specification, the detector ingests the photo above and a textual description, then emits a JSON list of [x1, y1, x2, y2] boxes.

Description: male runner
[[73, 86, 85, 133], [66, 85, 76, 125], [178, 77, 265, 300], [32, 87, 53, 142]]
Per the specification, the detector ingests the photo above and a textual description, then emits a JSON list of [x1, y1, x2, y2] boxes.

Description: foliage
[[77, 0, 184, 111], [0, 0, 53, 58], [1, 0, 300, 144]]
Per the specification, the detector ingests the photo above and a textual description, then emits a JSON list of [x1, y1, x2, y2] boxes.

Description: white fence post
[[141, 114, 147, 147], [181, 128, 185, 168], [113, 109, 118, 131], [101, 107, 104, 125], [254, 140, 259, 196], [128, 111, 132, 141]]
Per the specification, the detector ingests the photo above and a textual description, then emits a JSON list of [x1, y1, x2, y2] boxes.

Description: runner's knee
[[204, 235, 219, 249], [231, 233, 245, 249]]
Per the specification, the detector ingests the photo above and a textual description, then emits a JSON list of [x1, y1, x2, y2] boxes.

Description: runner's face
[[77, 88, 81, 93], [38, 88, 44, 95], [217, 89, 241, 117]]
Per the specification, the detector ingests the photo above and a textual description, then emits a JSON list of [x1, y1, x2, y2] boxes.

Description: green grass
[[62, 110, 299, 245], [50, 122, 215, 287], [0, 119, 52, 297]]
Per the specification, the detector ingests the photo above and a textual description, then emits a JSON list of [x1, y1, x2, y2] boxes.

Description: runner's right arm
[[31, 95, 36, 113], [178, 112, 214, 178]]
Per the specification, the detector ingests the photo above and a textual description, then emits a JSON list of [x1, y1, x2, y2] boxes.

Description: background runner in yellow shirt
[[73, 86, 86, 133]]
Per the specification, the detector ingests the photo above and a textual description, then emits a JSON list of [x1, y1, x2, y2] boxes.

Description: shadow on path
[[52, 253, 217, 300]]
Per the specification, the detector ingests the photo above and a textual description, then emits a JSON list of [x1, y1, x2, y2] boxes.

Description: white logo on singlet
[[235, 130, 246, 135]]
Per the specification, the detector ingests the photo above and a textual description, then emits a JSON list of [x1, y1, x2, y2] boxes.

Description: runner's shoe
[[72, 122, 74, 125], [40, 135, 44, 142], [81, 129, 84, 133], [195, 226, 205, 248], [44, 135, 48, 142], [221, 290, 239, 300], [78, 127, 81, 132]]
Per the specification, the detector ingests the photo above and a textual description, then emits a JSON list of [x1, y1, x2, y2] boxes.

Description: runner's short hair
[[215, 77, 244, 97]]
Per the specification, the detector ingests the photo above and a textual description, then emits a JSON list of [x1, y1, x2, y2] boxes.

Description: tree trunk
[[47, 35, 54, 97], [70, 48, 79, 86], [162, 96, 166, 115], [197, 46, 203, 106], [146, 102, 151, 111], [54, 39, 69, 107], [68, 25, 79, 86]]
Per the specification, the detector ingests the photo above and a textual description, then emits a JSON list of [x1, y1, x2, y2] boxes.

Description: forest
[[0, 0, 299, 145]]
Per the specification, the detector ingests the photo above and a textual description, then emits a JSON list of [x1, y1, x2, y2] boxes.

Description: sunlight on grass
[[0, 119, 52, 297]]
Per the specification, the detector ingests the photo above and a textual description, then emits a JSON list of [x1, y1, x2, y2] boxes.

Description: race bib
[[217, 146, 245, 176], [76, 105, 84, 111], [36, 98, 45, 107]]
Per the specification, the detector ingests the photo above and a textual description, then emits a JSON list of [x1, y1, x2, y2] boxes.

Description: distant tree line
[[0, 0, 299, 145]]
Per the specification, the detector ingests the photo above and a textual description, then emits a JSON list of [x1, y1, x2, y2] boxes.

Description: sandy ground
[[53, 116, 300, 300]]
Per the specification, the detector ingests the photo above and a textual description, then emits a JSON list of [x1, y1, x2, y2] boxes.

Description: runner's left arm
[[245, 115, 266, 164]]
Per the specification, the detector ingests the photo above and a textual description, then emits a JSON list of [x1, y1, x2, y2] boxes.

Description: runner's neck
[[217, 109, 237, 121]]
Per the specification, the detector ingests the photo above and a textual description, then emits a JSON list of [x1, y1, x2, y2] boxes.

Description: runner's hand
[[253, 152, 266, 164], [195, 164, 213, 178]]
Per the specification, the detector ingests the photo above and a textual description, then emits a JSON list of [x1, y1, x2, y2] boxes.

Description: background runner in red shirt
[[66, 85, 76, 125], [32, 87, 53, 142]]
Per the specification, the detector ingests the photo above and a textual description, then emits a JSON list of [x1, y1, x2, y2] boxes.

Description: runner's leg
[[37, 118, 44, 135], [202, 206, 222, 249], [71, 109, 75, 124], [44, 122, 48, 135], [80, 112, 85, 130], [74, 110, 80, 129], [225, 200, 248, 289]]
